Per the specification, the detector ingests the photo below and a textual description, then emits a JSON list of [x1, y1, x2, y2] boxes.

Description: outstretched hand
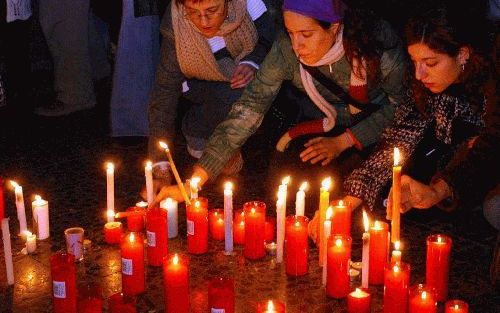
[[149, 184, 187, 208], [230, 64, 257, 89], [300, 133, 353, 166]]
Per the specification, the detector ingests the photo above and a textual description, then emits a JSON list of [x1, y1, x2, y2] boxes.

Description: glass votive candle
[[347, 288, 371, 313], [445, 300, 469, 313], [208, 277, 235, 313], [104, 222, 122, 244], [256, 299, 286, 313], [65, 227, 85, 262], [409, 284, 437, 313], [209, 209, 225, 241], [77, 282, 103, 313], [265, 217, 275, 242], [108, 292, 137, 313], [50, 252, 77, 313]]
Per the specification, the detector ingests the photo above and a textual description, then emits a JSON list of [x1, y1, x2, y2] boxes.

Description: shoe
[[221, 150, 243, 175], [33, 100, 94, 117]]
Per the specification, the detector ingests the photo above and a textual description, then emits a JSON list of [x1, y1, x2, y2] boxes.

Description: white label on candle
[[211, 309, 225, 313], [122, 258, 133, 275], [147, 231, 156, 247], [53, 281, 66, 298], [187, 220, 194, 235]]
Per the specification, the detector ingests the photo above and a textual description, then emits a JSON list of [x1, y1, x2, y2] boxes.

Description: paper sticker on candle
[[122, 258, 133, 276], [211, 309, 225, 313], [147, 231, 156, 247], [187, 220, 194, 235], [53, 281, 67, 299]]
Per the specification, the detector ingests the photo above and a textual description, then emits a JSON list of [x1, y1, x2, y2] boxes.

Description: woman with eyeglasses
[[147, 0, 276, 186], [150, 0, 406, 206]]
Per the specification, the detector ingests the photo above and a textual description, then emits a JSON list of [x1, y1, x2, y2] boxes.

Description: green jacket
[[198, 21, 407, 179]]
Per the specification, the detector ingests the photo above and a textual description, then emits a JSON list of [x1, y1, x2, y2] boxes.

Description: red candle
[[426, 234, 452, 302], [256, 300, 286, 313], [109, 293, 137, 313], [445, 300, 469, 313], [330, 199, 352, 237], [187, 198, 208, 254], [146, 207, 168, 266], [234, 220, 245, 245], [77, 282, 102, 313], [326, 235, 352, 298], [347, 288, 372, 313], [369, 221, 389, 285], [209, 209, 225, 240], [243, 201, 266, 260], [127, 204, 145, 232], [163, 253, 189, 313], [383, 262, 410, 313], [285, 215, 309, 276], [234, 209, 245, 223], [120, 232, 145, 296], [208, 277, 235, 313], [265, 217, 275, 242], [409, 284, 437, 313], [104, 222, 123, 244], [50, 252, 77, 313]]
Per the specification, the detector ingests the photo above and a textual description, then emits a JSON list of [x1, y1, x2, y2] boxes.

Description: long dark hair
[[405, 7, 493, 113]]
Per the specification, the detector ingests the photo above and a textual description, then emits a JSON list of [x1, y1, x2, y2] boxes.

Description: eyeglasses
[[184, 2, 226, 20]]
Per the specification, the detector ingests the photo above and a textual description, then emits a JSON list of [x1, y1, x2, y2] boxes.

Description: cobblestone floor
[[0, 105, 498, 313]]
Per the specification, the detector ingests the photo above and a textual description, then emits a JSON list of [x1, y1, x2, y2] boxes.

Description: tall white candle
[[276, 176, 290, 263], [10, 181, 27, 235], [25, 231, 37, 254], [295, 182, 307, 216], [145, 161, 154, 205], [361, 210, 370, 288], [2, 218, 14, 285], [224, 182, 234, 254], [32, 195, 49, 240], [322, 207, 333, 286], [106, 162, 115, 222], [160, 197, 178, 238], [190, 177, 201, 200]]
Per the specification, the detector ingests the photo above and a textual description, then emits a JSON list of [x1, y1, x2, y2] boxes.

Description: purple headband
[[283, 0, 344, 23]]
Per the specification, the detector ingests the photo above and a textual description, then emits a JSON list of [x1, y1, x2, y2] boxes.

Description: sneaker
[[33, 100, 94, 117], [221, 150, 243, 175]]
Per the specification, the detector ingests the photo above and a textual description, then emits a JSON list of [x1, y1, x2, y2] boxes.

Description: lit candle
[[244, 201, 266, 260], [1, 218, 14, 285], [391, 147, 402, 243], [276, 176, 290, 263], [426, 234, 452, 302], [383, 262, 411, 313], [369, 220, 389, 285], [319, 177, 332, 266], [127, 202, 147, 232], [187, 198, 208, 254], [106, 162, 115, 222], [256, 300, 286, 313], [326, 235, 351, 298], [190, 176, 201, 200], [10, 181, 27, 235], [285, 215, 309, 276], [265, 217, 275, 242], [163, 253, 189, 313], [120, 232, 145, 296], [224, 182, 234, 253], [409, 284, 437, 313], [347, 288, 372, 313], [50, 252, 77, 313], [104, 221, 122, 244], [77, 282, 103, 313], [109, 292, 137, 313], [158, 142, 191, 205], [331, 199, 352, 237], [322, 207, 333, 286], [444, 300, 469, 313], [391, 241, 402, 263], [295, 182, 307, 216], [145, 161, 154, 205], [32, 195, 50, 240], [25, 231, 37, 253], [208, 277, 235, 313], [361, 210, 370, 288], [209, 209, 225, 241], [234, 220, 245, 245], [146, 207, 168, 266], [160, 197, 178, 238]]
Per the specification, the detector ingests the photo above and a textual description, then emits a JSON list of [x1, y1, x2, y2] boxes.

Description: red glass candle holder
[[234, 220, 245, 245], [209, 209, 225, 240], [146, 207, 168, 266], [126, 206, 145, 232], [234, 209, 245, 224], [330, 199, 352, 237], [77, 282, 103, 313], [256, 300, 286, 313], [120, 232, 145, 296], [409, 284, 437, 313], [108, 293, 137, 313], [243, 201, 266, 260], [50, 252, 77, 313], [285, 215, 309, 276], [326, 234, 352, 298], [265, 217, 275, 242], [445, 300, 469, 313], [426, 234, 452, 302], [104, 222, 123, 244], [347, 288, 372, 313], [383, 261, 411, 313], [369, 221, 389, 285], [163, 253, 189, 313], [208, 277, 235, 313], [186, 197, 209, 254]]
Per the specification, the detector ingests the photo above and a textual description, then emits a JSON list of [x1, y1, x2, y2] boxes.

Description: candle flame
[[106, 162, 114, 171], [394, 241, 401, 251], [224, 181, 233, 191], [394, 147, 401, 166], [326, 207, 333, 220], [195, 200, 200, 208], [282, 176, 290, 185], [338, 199, 344, 207], [454, 304, 459, 310], [437, 236, 443, 243], [393, 265, 399, 273], [10, 180, 20, 189], [107, 210, 115, 219], [373, 220, 383, 230], [191, 176, 201, 188], [251, 208, 255, 214], [321, 177, 332, 190], [24, 230, 32, 237], [145, 160, 152, 169], [421, 291, 427, 300], [362, 210, 370, 232], [136, 201, 148, 208], [299, 181, 308, 192], [295, 221, 300, 227], [173, 253, 179, 265], [239, 221, 245, 226], [267, 300, 274, 311], [335, 238, 342, 247], [129, 232, 135, 242], [158, 141, 169, 151], [34, 195, 42, 201]]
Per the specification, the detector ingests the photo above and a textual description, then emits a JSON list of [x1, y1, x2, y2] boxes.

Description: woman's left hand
[[300, 133, 353, 166], [230, 64, 257, 89]]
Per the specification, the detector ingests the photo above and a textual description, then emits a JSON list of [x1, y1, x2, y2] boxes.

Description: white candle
[[145, 161, 154, 205], [10, 181, 27, 235], [322, 207, 333, 286], [106, 162, 115, 222], [223, 182, 234, 254], [1, 218, 14, 285], [295, 182, 307, 216], [32, 195, 50, 240], [25, 231, 37, 253], [319, 177, 332, 266], [190, 177, 201, 200], [160, 197, 178, 238], [361, 210, 370, 288], [276, 176, 290, 263]]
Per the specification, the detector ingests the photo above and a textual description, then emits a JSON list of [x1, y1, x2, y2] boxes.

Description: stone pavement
[[0, 106, 498, 313]]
